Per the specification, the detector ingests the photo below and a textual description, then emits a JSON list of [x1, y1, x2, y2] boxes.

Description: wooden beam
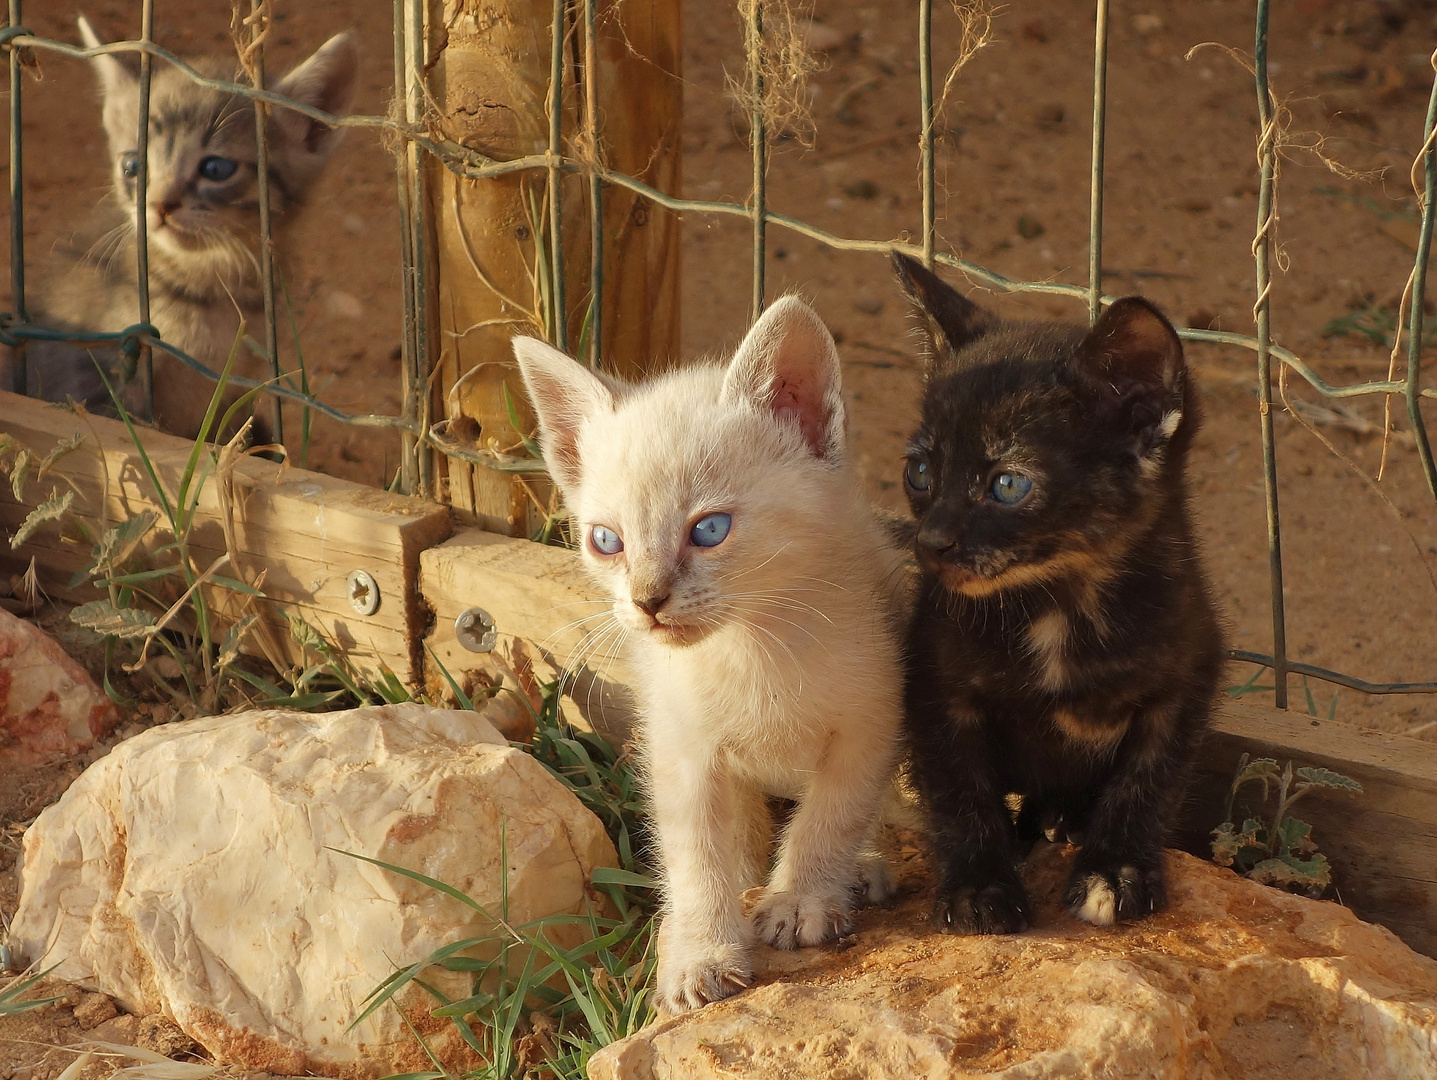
[[1180, 698, 1437, 958], [419, 526, 636, 739], [0, 391, 452, 685]]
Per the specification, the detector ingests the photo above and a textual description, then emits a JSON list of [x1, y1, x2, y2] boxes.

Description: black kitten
[[892, 252, 1224, 932]]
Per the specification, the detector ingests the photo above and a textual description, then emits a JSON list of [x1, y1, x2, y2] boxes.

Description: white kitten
[[514, 297, 906, 1013]]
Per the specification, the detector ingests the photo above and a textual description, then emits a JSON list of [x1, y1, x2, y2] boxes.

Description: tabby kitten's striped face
[[78, 16, 357, 291]]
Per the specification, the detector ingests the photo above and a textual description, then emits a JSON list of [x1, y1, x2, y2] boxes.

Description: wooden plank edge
[[419, 527, 637, 740], [0, 391, 453, 684]]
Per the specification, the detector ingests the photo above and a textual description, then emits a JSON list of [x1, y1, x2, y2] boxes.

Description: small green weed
[[1227, 667, 1339, 721], [1321, 303, 1398, 347], [2, 339, 282, 713], [1211, 752, 1363, 898]]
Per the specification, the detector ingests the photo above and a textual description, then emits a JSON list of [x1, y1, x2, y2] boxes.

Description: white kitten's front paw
[[751, 890, 851, 949], [855, 852, 896, 906], [654, 931, 753, 1013]]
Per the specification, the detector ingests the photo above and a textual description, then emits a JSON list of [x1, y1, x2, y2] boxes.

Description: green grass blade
[[590, 868, 658, 890], [95, 364, 176, 529], [330, 850, 504, 925]]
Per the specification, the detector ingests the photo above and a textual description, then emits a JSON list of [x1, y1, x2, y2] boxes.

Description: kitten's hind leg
[[753, 729, 897, 949], [1016, 790, 1092, 847], [852, 815, 897, 906], [854, 849, 896, 906]]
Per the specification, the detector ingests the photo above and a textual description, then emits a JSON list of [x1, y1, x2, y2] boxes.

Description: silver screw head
[[347, 570, 381, 616], [455, 606, 497, 653]]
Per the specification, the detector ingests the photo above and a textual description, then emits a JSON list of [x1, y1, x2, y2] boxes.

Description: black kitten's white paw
[[1065, 862, 1166, 926], [931, 877, 1031, 935]]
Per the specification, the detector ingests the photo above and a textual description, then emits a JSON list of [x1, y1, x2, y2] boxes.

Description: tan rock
[[0, 608, 117, 766], [71, 992, 119, 1030], [591, 845, 1437, 1080], [10, 702, 618, 1079], [138, 1014, 197, 1058]]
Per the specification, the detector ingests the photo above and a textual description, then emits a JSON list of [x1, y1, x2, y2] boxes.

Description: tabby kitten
[[892, 251, 1223, 932], [9, 16, 357, 439], [515, 297, 906, 1011]]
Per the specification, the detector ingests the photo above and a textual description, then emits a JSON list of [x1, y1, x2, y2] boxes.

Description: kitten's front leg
[[908, 682, 1031, 935], [1063, 697, 1202, 925], [753, 729, 896, 949], [648, 741, 755, 1011]]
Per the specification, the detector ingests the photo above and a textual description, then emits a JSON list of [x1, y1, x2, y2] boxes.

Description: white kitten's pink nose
[[633, 593, 670, 618]]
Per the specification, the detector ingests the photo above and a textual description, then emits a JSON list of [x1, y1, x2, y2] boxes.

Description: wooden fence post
[[426, 0, 682, 535]]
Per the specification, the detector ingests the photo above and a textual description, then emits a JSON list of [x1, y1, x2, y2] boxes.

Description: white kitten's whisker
[[724, 592, 834, 623], [542, 608, 620, 651], [716, 542, 795, 584], [788, 574, 850, 592], [564, 614, 625, 677], [729, 603, 828, 649], [747, 621, 803, 697]]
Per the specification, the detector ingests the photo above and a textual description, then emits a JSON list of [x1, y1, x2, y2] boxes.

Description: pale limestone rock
[[0, 607, 116, 765], [10, 702, 617, 1079], [591, 845, 1437, 1080]]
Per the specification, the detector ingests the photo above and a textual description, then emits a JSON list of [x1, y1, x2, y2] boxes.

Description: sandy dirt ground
[[2, 0, 1437, 1071]]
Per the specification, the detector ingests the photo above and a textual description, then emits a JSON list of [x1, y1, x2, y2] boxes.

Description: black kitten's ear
[[891, 251, 997, 374], [1079, 297, 1188, 446]]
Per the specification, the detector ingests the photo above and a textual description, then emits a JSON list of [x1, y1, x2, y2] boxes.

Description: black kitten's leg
[[907, 685, 1030, 935], [1063, 698, 1202, 925]]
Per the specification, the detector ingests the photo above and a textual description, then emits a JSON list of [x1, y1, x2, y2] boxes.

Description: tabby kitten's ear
[[513, 337, 618, 494], [722, 295, 847, 463], [891, 251, 996, 375], [77, 15, 139, 96], [1078, 297, 1188, 453], [271, 33, 360, 162]]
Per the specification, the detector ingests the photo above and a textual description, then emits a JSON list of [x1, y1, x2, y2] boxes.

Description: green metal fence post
[[584, 0, 602, 369], [747, 0, 766, 320], [548, 0, 568, 353], [7, 0, 25, 395], [1405, 64, 1437, 501], [249, 0, 283, 447], [919, 0, 934, 266], [1253, 0, 1290, 710], [134, 0, 155, 417], [1088, 0, 1109, 326]]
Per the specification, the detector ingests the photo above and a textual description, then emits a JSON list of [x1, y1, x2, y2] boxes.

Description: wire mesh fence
[[2, 0, 1435, 709]]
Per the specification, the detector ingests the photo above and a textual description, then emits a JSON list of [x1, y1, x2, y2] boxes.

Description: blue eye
[[590, 525, 623, 555], [904, 457, 931, 493], [198, 155, 237, 182], [990, 473, 1034, 505], [121, 153, 140, 179], [690, 512, 732, 548]]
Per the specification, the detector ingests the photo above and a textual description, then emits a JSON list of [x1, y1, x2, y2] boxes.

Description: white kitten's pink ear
[[77, 15, 138, 98], [513, 336, 616, 493], [722, 296, 847, 462], [272, 32, 359, 159]]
